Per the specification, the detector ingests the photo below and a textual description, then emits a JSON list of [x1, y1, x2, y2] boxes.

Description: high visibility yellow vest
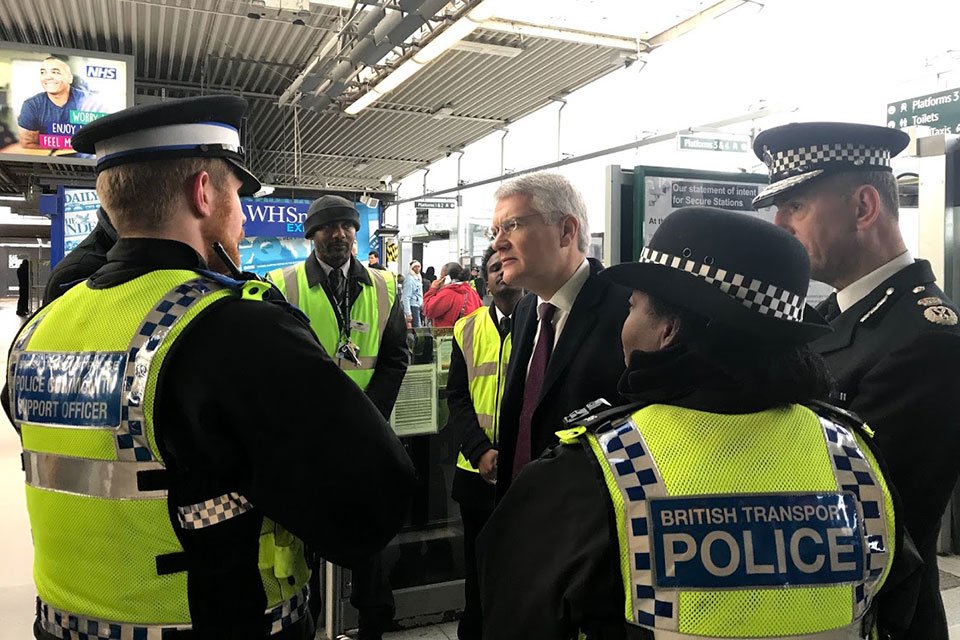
[[9, 271, 311, 637], [268, 260, 395, 390], [580, 403, 895, 639], [452, 307, 511, 473]]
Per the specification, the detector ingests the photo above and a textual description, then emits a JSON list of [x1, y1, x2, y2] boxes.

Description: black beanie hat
[[303, 195, 361, 239]]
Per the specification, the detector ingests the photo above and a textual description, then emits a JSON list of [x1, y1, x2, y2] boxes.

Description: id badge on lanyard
[[332, 286, 362, 367]]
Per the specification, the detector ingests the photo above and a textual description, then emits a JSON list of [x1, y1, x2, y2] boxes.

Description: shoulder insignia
[[913, 285, 926, 294], [917, 296, 942, 307], [859, 287, 894, 324], [562, 398, 613, 427], [806, 400, 870, 437], [924, 305, 958, 326]]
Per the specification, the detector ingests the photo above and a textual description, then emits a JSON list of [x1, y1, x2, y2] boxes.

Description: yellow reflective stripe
[[281, 265, 299, 307], [586, 433, 633, 621], [336, 356, 378, 371], [23, 450, 167, 500], [368, 268, 391, 340]]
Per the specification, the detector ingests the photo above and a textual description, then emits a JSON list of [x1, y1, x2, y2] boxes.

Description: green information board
[[886, 87, 960, 135]]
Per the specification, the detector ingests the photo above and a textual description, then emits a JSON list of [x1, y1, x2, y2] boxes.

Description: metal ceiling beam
[[367, 103, 505, 124], [394, 105, 783, 205], [135, 78, 281, 101], [646, 0, 749, 47], [479, 19, 643, 51], [257, 148, 429, 164]]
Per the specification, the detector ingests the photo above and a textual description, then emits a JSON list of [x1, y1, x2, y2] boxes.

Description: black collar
[[304, 253, 373, 289], [88, 238, 208, 288]]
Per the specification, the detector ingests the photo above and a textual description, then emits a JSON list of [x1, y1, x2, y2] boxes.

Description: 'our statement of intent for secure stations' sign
[[886, 87, 960, 135], [13, 351, 125, 427], [649, 493, 863, 588]]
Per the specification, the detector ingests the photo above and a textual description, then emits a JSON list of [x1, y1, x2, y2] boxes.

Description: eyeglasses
[[485, 213, 544, 241]]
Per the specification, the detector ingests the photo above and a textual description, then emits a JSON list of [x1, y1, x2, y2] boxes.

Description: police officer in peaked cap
[[478, 206, 921, 639], [754, 122, 960, 639], [4, 95, 415, 640]]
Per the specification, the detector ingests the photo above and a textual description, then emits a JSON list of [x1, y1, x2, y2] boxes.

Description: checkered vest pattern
[[9, 269, 311, 636], [586, 403, 894, 638]]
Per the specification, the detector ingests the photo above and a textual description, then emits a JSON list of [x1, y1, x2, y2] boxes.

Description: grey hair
[[494, 172, 589, 252]]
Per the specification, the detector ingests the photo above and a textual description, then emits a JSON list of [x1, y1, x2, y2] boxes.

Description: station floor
[[2, 295, 960, 640]]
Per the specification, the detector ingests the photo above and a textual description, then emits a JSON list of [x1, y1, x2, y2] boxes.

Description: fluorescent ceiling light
[[0, 195, 27, 202], [345, 0, 503, 115]]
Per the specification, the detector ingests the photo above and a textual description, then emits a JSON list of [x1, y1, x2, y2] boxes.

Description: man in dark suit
[[488, 172, 629, 498], [755, 122, 960, 640]]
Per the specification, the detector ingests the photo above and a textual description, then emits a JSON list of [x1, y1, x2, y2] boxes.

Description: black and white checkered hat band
[[763, 143, 891, 182], [639, 248, 805, 322]]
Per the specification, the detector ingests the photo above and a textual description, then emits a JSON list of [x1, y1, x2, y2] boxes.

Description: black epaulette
[[562, 398, 647, 433], [806, 399, 874, 439]]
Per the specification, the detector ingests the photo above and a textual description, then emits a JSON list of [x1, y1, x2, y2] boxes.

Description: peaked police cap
[[71, 95, 261, 196]]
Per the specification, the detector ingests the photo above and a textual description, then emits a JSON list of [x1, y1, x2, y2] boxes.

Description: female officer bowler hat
[[603, 207, 831, 343], [71, 95, 261, 196]]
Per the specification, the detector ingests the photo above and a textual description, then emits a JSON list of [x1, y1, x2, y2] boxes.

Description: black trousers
[[350, 550, 395, 638], [458, 503, 494, 640]]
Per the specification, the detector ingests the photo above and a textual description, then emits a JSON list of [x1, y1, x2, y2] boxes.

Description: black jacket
[[813, 259, 960, 640], [478, 346, 922, 640], [300, 254, 410, 419], [495, 258, 629, 499], [43, 207, 118, 304], [447, 303, 509, 510], [7, 239, 416, 640]]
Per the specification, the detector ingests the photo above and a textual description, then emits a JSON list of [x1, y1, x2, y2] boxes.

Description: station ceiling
[[0, 0, 736, 196]]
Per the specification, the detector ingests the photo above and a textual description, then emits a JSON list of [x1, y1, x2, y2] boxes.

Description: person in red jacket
[[423, 261, 483, 327]]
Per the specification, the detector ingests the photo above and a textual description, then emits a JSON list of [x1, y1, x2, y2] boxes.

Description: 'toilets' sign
[[887, 88, 960, 135]]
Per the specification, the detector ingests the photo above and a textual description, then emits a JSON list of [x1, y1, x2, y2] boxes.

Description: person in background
[[402, 260, 424, 328], [5, 95, 415, 640], [489, 172, 628, 499], [421, 265, 436, 293], [469, 265, 486, 299], [17, 55, 97, 150], [755, 122, 960, 639], [267, 195, 409, 640], [447, 245, 522, 640], [43, 207, 118, 304], [479, 206, 921, 640], [369, 250, 387, 271], [423, 262, 482, 328], [16, 257, 30, 316]]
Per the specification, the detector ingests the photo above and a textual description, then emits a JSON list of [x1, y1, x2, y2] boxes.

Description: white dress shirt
[[316, 254, 351, 281], [527, 258, 590, 377], [836, 251, 913, 313]]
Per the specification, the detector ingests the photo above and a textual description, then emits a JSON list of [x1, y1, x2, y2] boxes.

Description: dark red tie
[[512, 302, 556, 480]]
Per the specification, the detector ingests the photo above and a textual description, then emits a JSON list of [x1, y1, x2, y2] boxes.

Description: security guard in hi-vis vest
[[447, 246, 522, 640], [268, 197, 409, 640], [753, 122, 960, 640], [477, 207, 921, 640], [267, 195, 409, 419], [3, 96, 415, 640]]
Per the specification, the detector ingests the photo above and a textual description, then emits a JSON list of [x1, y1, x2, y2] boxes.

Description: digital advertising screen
[[0, 41, 133, 164]]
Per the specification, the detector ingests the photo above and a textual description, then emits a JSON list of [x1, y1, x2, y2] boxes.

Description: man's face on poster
[[40, 59, 72, 96]]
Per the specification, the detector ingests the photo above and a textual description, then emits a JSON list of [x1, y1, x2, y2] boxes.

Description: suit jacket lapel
[[538, 273, 605, 402], [502, 294, 537, 409]]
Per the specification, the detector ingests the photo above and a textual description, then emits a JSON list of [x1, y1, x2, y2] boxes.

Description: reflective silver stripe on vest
[[23, 450, 167, 500], [651, 627, 866, 640], [818, 415, 890, 619], [38, 583, 310, 639], [118, 278, 226, 462], [595, 416, 679, 631], [458, 313, 499, 382], [368, 268, 391, 339], [282, 265, 300, 308], [476, 413, 494, 430], [177, 492, 253, 530], [337, 355, 378, 371]]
